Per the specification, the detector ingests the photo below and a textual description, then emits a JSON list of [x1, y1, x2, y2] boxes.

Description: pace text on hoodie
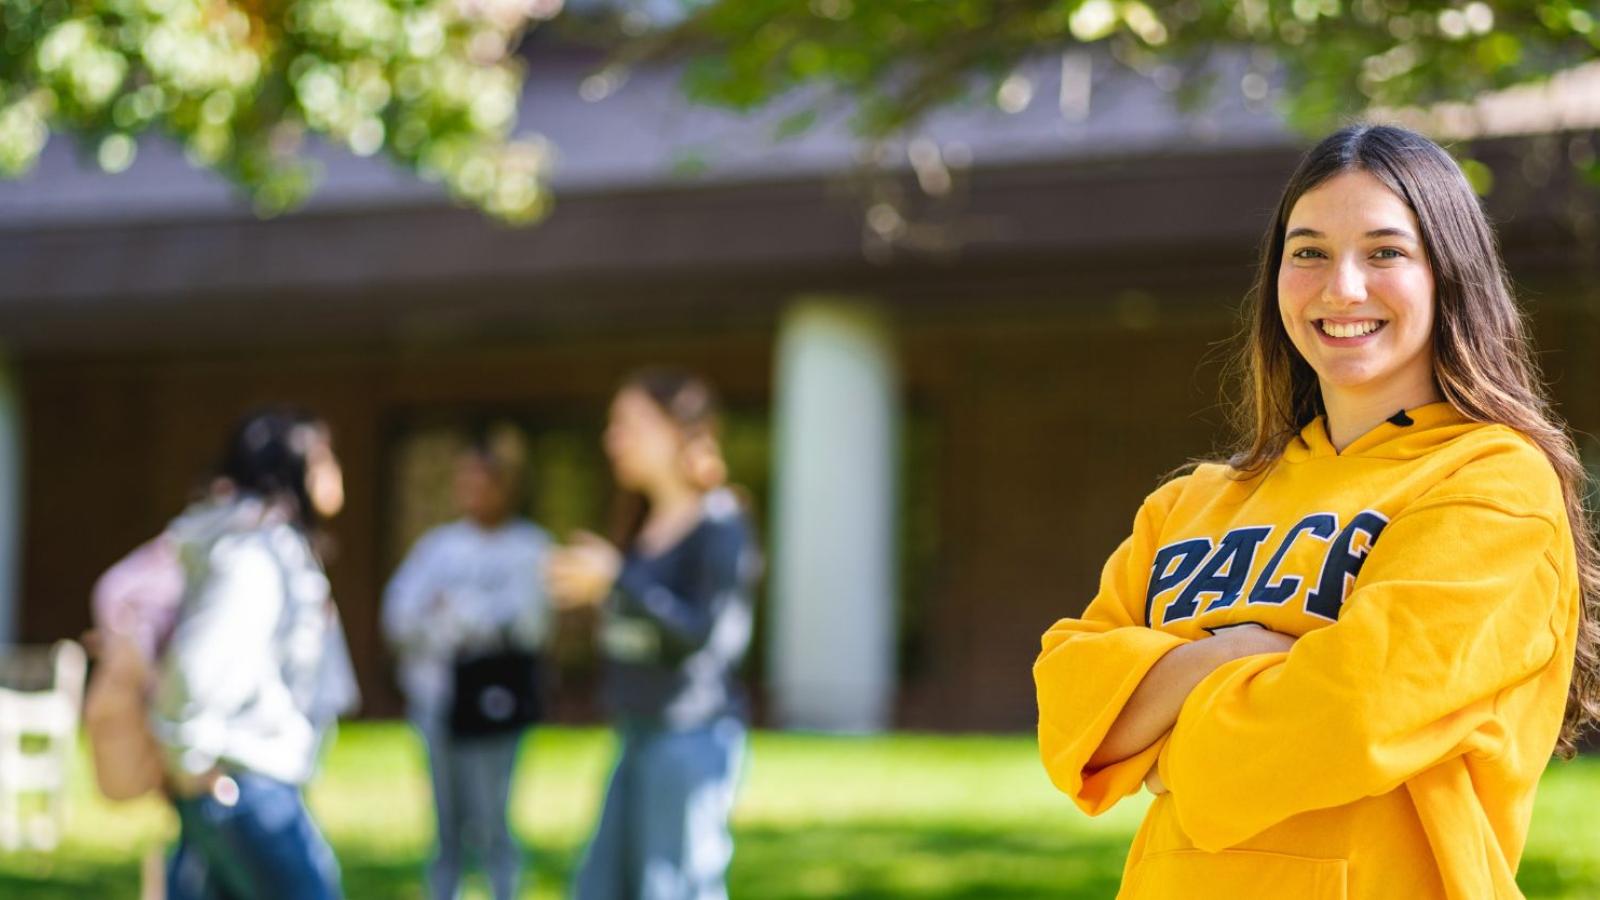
[[1035, 402, 1579, 900]]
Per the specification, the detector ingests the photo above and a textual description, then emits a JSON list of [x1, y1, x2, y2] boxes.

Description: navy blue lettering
[[1305, 510, 1389, 620], [1245, 513, 1338, 606], [1144, 539, 1212, 626], [1165, 527, 1273, 622]]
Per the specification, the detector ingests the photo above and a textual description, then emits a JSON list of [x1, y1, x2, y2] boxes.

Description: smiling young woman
[[1034, 125, 1599, 900], [1277, 169, 1442, 447]]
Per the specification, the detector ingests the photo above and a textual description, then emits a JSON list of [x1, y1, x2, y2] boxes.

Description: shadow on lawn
[[1515, 853, 1600, 900], [729, 821, 1130, 900], [7, 831, 1595, 899], [340, 825, 1129, 900], [0, 846, 577, 900], [342, 843, 580, 899], [0, 857, 142, 899], [0, 827, 1123, 900]]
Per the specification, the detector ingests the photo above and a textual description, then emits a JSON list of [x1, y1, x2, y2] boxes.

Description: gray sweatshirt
[[150, 497, 359, 786], [381, 518, 552, 725]]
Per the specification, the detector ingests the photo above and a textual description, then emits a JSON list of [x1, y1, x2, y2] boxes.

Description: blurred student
[[151, 408, 359, 900], [548, 369, 760, 900], [383, 427, 552, 900]]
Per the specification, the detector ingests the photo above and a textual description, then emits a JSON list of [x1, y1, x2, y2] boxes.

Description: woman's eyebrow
[[1365, 226, 1417, 241], [1284, 226, 1418, 241]]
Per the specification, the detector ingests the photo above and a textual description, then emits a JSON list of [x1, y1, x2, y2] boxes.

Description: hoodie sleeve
[[508, 526, 555, 650], [1158, 488, 1568, 851], [382, 529, 444, 654], [1035, 478, 1192, 815]]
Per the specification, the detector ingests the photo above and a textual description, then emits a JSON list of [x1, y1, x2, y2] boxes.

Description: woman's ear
[[680, 435, 728, 491]]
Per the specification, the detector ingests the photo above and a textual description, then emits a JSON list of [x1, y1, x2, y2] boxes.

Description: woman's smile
[[1314, 316, 1389, 345]]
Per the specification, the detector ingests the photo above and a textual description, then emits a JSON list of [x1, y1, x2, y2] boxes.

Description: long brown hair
[[607, 367, 730, 547], [1225, 123, 1599, 755]]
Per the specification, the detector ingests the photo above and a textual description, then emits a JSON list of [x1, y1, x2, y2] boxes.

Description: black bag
[[449, 642, 543, 739]]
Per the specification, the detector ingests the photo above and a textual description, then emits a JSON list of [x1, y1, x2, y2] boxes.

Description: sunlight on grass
[[0, 724, 1594, 899]]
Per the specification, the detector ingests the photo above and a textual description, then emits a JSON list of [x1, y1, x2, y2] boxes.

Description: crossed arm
[[1086, 624, 1297, 774], [1043, 482, 1566, 853]]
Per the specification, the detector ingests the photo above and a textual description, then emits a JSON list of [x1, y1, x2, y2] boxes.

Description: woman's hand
[[546, 531, 622, 610], [1209, 622, 1297, 658]]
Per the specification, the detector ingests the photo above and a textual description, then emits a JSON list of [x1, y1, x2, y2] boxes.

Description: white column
[[0, 356, 19, 645], [769, 299, 899, 731]]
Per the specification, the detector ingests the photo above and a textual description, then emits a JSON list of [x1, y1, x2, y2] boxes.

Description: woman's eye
[[1373, 247, 1405, 259], [1290, 247, 1325, 260]]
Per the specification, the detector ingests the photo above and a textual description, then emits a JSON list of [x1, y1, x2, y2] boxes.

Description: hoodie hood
[[1282, 401, 1485, 463]]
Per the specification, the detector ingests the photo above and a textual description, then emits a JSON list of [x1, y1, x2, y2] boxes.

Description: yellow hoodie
[[1035, 402, 1579, 900]]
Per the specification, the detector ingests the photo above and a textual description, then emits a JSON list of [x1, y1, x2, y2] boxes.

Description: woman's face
[[604, 388, 685, 493], [304, 429, 345, 520], [453, 454, 511, 524], [1278, 169, 1437, 406]]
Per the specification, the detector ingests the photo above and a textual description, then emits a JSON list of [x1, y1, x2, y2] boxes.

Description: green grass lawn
[[1, 723, 1597, 898]]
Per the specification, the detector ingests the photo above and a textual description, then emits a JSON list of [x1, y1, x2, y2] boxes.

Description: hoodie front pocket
[[1122, 848, 1348, 900]]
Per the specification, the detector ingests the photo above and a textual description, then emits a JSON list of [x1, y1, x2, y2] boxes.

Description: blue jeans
[[417, 719, 525, 900], [574, 717, 746, 900], [167, 772, 341, 900]]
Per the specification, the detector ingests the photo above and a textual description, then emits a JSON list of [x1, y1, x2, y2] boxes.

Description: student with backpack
[[96, 408, 359, 900]]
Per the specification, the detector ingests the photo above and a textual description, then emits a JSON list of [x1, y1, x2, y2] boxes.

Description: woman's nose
[[1323, 257, 1368, 307]]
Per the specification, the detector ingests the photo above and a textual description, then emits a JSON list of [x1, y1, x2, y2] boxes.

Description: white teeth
[[1320, 320, 1383, 339]]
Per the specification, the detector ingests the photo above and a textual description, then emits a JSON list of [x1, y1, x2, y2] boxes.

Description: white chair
[[0, 640, 87, 851]]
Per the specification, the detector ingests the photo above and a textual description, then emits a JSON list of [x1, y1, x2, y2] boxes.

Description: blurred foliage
[[0, 0, 559, 219], [665, 0, 1600, 138], [4, 0, 1600, 220]]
